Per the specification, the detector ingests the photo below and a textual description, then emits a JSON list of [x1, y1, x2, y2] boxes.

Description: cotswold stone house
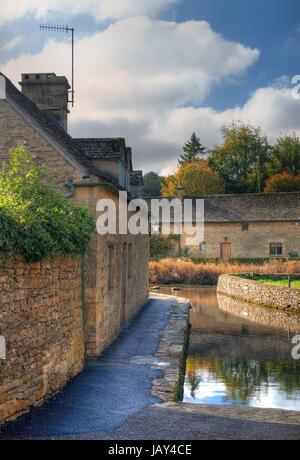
[[0, 72, 149, 358], [152, 193, 300, 260]]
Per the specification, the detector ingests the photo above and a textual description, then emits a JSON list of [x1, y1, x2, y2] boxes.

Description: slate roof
[[1, 73, 125, 190], [147, 193, 300, 223], [74, 138, 127, 161], [126, 147, 133, 171], [130, 170, 143, 186], [201, 193, 300, 222]]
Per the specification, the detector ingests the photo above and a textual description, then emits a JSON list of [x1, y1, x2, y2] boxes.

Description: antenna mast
[[40, 24, 75, 107]]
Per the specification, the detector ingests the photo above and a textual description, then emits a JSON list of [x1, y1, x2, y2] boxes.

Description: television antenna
[[40, 24, 75, 107]]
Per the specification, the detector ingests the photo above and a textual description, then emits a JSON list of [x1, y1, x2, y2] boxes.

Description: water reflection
[[160, 286, 300, 411]]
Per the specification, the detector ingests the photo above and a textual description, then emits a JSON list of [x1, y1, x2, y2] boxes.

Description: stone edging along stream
[[149, 291, 300, 426], [150, 293, 191, 402], [217, 274, 300, 313]]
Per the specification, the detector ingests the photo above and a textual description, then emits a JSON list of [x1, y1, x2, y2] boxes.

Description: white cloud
[[2, 17, 259, 115], [9, 17, 299, 174], [150, 85, 300, 173], [0, 0, 178, 24], [2, 35, 24, 52]]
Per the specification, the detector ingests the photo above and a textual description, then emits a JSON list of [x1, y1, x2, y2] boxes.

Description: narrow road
[[1, 295, 300, 440]]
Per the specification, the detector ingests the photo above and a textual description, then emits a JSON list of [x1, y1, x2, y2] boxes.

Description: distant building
[[149, 192, 300, 260]]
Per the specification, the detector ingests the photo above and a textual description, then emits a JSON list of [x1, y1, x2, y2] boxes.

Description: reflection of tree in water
[[270, 362, 300, 394], [186, 357, 202, 398], [186, 356, 300, 403]]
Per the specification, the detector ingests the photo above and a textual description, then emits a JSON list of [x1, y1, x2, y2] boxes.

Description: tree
[[161, 160, 225, 197], [141, 172, 164, 197], [209, 122, 271, 193], [179, 133, 206, 165], [268, 134, 300, 175], [264, 172, 300, 193]]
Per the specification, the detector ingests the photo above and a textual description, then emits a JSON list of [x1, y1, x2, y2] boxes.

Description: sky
[[0, 0, 300, 174]]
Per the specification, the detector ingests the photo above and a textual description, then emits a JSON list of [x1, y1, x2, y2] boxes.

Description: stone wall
[[217, 292, 300, 333], [0, 99, 83, 192], [183, 221, 300, 259], [75, 184, 149, 358], [0, 255, 84, 424], [217, 274, 300, 312]]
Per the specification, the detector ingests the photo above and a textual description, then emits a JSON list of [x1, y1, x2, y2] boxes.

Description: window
[[241, 223, 249, 231], [108, 244, 115, 290], [270, 243, 283, 257], [128, 244, 133, 279], [199, 242, 207, 251]]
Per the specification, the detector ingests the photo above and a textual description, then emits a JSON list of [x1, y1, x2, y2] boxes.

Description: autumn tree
[[268, 134, 300, 175], [264, 173, 300, 193], [209, 122, 271, 193], [178, 133, 206, 165], [161, 160, 225, 197]]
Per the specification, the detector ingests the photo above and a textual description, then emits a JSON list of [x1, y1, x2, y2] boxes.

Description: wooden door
[[220, 242, 231, 261]]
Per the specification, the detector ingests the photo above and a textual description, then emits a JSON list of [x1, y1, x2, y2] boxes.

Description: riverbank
[[150, 258, 300, 286], [217, 274, 300, 312]]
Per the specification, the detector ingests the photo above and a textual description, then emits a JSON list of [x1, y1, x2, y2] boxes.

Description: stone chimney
[[176, 184, 185, 201], [20, 73, 70, 131]]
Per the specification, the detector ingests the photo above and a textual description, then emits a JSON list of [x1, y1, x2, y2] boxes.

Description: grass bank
[[149, 258, 300, 286], [235, 273, 300, 290]]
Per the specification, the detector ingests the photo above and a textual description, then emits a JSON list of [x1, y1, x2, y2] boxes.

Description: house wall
[[75, 184, 149, 357], [0, 99, 83, 192], [0, 98, 149, 359], [181, 221, 300, 259], [92, 159, 120, 182], [0, 255, 84, 424]]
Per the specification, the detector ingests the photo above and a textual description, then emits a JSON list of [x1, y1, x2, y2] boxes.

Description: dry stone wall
[[217, 274, 300, 312], [0, 255, 84, 424]]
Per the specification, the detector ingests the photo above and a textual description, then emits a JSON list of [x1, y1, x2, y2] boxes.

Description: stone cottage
[[0, 71, 149, 358], [150, 192, 300, 260]]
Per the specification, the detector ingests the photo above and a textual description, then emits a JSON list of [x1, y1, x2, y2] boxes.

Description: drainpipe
[[64, 180, 76, 198]]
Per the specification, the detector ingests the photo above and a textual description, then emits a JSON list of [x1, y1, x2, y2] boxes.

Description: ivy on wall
[[0, 146, 95, 262], [150, 235, 173, 258]]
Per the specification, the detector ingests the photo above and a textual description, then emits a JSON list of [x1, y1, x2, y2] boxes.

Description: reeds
[[149, 258, 300, 285]]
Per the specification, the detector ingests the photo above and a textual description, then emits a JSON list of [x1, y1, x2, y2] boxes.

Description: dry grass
[[149, 258, 300, 286]]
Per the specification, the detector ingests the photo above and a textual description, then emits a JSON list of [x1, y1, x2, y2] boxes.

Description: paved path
[[0, 297, 169, 438], [1, 295, 300, 440]]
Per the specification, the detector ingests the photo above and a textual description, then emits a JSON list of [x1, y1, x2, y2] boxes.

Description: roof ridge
[[0, 72, 126, 190]]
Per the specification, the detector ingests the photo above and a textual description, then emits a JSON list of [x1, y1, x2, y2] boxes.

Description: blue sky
[[1, 0, 300, 173], [176, 0, 300, 109]]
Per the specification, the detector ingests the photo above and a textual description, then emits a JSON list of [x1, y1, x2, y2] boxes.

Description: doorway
[[220, 242, 231, 261]]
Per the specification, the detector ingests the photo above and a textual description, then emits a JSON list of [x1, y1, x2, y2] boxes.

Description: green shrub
[[191, 257, 219, 265], [169, 233, 181, 241], [0, 146, 95, 262], [150, 235, 173, 258], [229, 258, 267, 265]]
